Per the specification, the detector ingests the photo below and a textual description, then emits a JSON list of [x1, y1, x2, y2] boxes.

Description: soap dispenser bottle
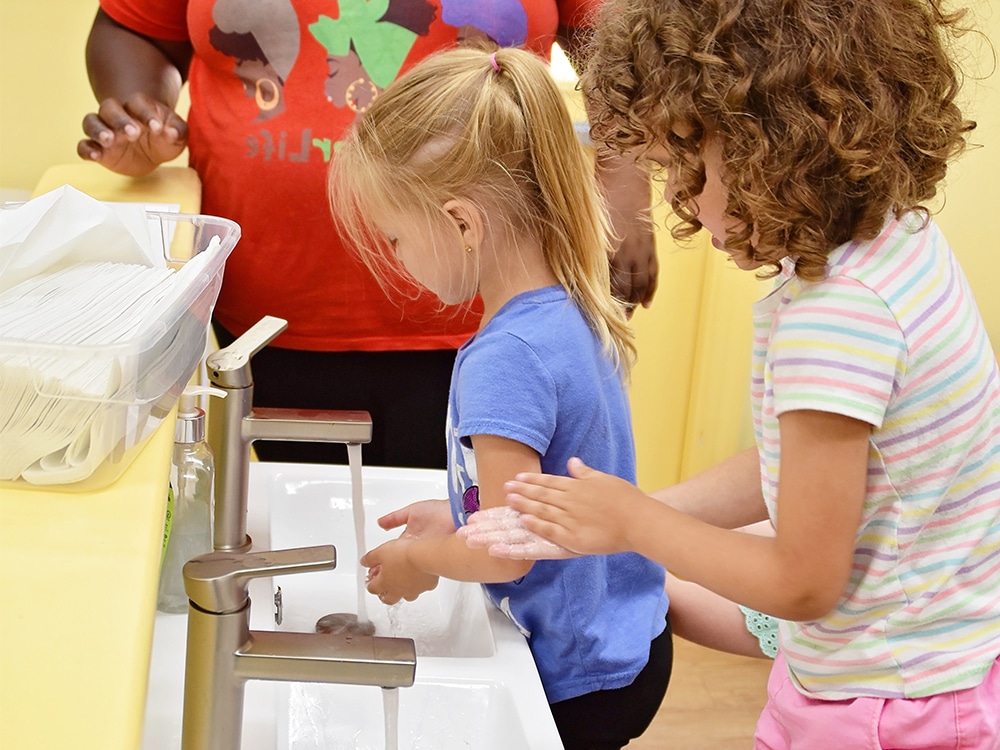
[[157, 386, 225, 614]]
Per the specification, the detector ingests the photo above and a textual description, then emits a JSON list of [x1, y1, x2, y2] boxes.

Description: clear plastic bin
[[0, 210, 240, 491]]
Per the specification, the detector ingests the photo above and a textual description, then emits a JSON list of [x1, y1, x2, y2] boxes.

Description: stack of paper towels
[[0, 186, 237, 487]]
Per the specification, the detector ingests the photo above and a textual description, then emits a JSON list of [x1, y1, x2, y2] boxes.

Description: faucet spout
[[244, 407, 373, 444], [206, 316, 372, 552], [236, 630, 416, 685], [182, 546, 416, 750]]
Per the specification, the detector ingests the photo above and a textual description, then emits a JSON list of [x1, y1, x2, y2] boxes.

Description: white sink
[[268, 466, 493, 658], [277, 681, 531, 749], [141, 462, 563, 750]]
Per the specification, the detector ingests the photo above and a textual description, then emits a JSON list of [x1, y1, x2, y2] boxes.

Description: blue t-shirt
[[446, 285, 669, 704]]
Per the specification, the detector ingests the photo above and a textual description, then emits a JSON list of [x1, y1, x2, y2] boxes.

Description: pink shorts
[[754, 653, 1000, 750]]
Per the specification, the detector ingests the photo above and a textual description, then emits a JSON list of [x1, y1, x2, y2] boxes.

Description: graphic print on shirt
[[208, 0, 533, 153], [440, 0, 528, 46], [209, 0, 301, 121], [462, 485, 480, 516], [448, 414, 478, 523], [308, 0, 435, 113], [499, 596, 532, 638]]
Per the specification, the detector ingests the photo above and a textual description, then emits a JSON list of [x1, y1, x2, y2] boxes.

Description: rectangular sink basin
[[277, 680, 530, 750], [141, 462, 563, 750], [260, 462, 563, 750], [268, 467, 493, 658]]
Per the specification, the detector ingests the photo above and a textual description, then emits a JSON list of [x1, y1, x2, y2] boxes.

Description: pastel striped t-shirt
[[751, 213, 1000, 700]]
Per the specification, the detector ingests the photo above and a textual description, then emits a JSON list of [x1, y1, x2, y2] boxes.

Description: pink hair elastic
[[490, 52, 501, 72]]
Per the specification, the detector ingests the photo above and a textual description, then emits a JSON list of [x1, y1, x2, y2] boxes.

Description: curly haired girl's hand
[[500, 457, 645, 556]]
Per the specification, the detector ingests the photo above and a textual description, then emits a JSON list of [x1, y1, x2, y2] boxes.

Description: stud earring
[[464, 246, 473, 253]]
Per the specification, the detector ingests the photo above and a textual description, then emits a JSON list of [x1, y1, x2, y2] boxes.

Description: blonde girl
[[464, 1, 1000, 748], [330, 45, 671, 750]]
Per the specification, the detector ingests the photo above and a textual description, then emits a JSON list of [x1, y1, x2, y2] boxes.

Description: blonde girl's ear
[[443, 198, 484, 253]]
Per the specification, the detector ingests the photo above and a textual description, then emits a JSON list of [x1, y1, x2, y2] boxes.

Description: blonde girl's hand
[[499, 457, 646, 557], [377, 499, 455, 539], [361, 538, 439, 605], [78, 94, 188, 177], [458, 506, 576, 560]]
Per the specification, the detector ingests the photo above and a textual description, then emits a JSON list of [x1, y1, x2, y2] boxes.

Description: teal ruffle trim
[[738, 605, 778, 658]]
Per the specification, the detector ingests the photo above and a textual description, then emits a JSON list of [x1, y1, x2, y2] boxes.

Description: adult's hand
[[598, 153, 658, 310], [78, 94, 188, 177]]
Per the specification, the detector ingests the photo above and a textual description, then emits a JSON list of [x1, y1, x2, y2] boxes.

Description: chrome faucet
[[181, 545, 416, 750], [206, 316, 373, 552]]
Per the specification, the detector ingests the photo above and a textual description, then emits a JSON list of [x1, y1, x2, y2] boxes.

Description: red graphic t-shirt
[[99, 0, 601, 351]]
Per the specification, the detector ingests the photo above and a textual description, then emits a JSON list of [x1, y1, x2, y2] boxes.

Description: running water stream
[[351, 444, 402, 750], [313, 443, 400, 748], [348, 443, 369, 628], [314, 443, 373, 636], [382, 687, 400, 750]]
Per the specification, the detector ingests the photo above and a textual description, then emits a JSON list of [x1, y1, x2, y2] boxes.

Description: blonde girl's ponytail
[[487, 47, 636, 374]]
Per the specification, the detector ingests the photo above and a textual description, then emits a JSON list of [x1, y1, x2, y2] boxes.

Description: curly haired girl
[[464, 1, 1000, 746]]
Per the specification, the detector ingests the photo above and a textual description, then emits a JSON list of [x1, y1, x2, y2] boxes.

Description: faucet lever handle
[[183, 544, 336, 614], [207, 315, 288, 388]]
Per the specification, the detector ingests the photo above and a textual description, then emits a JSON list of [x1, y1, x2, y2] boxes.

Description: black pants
[[550, 616, 673, 750], [212, 322, 456, 469]]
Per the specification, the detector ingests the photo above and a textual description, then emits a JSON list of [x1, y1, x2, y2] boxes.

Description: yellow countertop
[[0, 163, 202, 750], [0, 421, 174, 750], [31, 162, 202, 213]]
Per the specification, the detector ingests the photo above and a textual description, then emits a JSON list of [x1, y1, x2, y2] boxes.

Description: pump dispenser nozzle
[[175, 386, 226, 445]]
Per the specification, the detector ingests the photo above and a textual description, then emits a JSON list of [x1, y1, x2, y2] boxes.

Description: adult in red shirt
[[79, 0, 657, 467]]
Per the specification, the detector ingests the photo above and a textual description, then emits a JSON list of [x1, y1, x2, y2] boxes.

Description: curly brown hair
[[581, 0, 977, 280]]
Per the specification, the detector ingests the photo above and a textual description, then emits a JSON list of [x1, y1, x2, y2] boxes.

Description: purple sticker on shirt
[[463, 485, 481, 515]]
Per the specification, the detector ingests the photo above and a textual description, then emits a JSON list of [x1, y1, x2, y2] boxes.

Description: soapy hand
[[484, 457, 646, 557], [78, 94, 188, 177], [458, 507, 576, 560]]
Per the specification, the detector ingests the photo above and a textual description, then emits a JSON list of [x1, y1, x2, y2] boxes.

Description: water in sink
[[268, 466, 495, 658]]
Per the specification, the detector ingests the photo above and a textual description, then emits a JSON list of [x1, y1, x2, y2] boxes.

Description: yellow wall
[[0, 0, 189, 197], [932, 2, 1000, 347], [2, 1, 997, 494], [628, 208, 766, 490], [0, 1, 103, 196]]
